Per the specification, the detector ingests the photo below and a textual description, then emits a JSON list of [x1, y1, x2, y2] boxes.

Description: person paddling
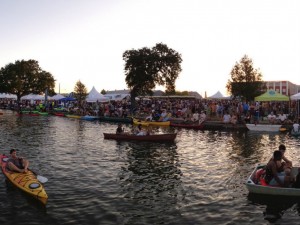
[[6, 149, 29, 173]]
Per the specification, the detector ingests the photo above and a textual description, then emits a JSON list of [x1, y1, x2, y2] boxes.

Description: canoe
[[133, 118, 170, 126], [53, 112, 66, 117], [103, 133, 177, 142], [0, 154, 48, 204], [65, 114, 82, 119], [38, 112, 48, 116], [246, 124, 282, 132], [81, 115, 99, 121], [170, 121, 205, 129], [245, 164, 300, 196], [99, 116, 133, 124]]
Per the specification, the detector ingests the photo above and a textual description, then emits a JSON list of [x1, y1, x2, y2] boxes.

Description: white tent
[[208, 91, 230, 99], [104, 94, 130, 101], [51, 94, 65, 100], [291, 92, 300, 100], [0, 93, 17, 99], [86, 86, 109, 102]]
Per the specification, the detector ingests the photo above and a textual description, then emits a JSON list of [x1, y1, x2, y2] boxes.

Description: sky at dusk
[[0, 0, 299, 97]]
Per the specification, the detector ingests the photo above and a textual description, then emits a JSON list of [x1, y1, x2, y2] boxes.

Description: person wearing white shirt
[[223, 111, 231, 124], [293, 121, 299, 132]]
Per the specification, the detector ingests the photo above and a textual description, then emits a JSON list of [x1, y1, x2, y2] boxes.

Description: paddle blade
[[37, 175, 48, 183]]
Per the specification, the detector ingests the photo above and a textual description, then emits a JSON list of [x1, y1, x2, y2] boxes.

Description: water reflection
[[247, 193, 300, 223], [117, 142, 189, 224]]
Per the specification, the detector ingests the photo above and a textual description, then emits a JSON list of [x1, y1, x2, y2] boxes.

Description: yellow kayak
[[0, 154, 48, 204], [65, 114, 81, 119], [133, 118, 170, 126]]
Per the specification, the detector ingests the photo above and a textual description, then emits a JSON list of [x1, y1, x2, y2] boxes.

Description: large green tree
[[123, 43, 182, 111], [226, 55, 265, 101], [0, 59, 55, 103], [74, 80, 88, 106]]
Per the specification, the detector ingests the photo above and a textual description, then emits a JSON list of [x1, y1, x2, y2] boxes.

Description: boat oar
[[30, 169, 48, 183]]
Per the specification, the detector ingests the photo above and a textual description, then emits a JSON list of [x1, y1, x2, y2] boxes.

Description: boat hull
[[103, 133, 176, 142], [170, 122, 204, 129], [245, 164, 300, 196], [133, 118, 170, 126], [81, 115, 99, 121], [65, 114, 82, 119], [246, 124, 281, 132], [0, 154, 48, 204], [99, 116, 133, 124]]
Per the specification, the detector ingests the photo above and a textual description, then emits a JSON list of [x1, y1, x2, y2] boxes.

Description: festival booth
[[86, 86, 109, 103], [254, 90, 289, 102], [254, 90, 290, 122], [290, 92, 300, 122]]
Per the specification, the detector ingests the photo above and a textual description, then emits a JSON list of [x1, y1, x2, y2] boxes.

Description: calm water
[[1, 110, 300, 225]]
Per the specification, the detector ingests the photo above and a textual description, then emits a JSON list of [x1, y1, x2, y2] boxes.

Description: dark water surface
[[1, 111, 300, 225]]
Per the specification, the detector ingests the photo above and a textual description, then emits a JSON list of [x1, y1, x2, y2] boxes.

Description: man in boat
[[265, 150, 292, 187], [116, 123, 124, 134], [6, 149, 29, 173]]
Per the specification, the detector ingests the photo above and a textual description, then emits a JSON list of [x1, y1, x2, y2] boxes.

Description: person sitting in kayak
[[6, 149, 29, 173]]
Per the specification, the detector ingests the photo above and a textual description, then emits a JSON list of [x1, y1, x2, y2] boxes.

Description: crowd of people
[[1, 95, 299, 125]]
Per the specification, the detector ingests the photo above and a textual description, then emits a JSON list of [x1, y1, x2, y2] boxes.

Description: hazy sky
[[0, 0, 299, 97]]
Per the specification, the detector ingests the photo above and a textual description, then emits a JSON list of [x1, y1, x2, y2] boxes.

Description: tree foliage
[[74, 80, 88, 105], [0, 59, 55, 102], [100, 89, 106, 95], [123, 43, 182, 109], [226, 55, 265, 101]]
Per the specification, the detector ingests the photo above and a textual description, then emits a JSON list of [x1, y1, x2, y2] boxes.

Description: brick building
[[265, 80, 300, 96]]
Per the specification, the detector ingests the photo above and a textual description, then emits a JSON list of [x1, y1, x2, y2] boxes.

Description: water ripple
[[1, 111, 300, 224]]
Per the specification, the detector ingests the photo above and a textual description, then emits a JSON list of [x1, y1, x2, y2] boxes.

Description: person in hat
[[6, 149, 29, 173]]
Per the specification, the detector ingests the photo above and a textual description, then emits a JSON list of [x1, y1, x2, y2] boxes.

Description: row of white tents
[[0, 86, 110, 102], [1, 89, 300, 101]]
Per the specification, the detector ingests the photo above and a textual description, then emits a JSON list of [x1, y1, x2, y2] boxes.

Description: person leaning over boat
[[6, 149, 29, 173], [264, 150, 292, 187], [135, 124, 147, 136]]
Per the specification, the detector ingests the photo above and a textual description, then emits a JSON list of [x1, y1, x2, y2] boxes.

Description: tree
[[226, 55, 266, 101], [74, 80, 88, 106], [101, 89, 106, 95], [0, 59, 55, 104], [123, 43, 182, 111]]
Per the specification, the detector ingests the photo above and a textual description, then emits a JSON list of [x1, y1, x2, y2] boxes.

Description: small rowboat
[[246, 124, 282, 132], [103, 133, 177, 142], [0, 154, 48, 204], [170, 121, 205, 129], [133, 118, 170, 126], [245, 164, 300, 196]]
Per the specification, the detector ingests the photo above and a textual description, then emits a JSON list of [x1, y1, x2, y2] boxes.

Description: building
[[265, 80, 300, 96]]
